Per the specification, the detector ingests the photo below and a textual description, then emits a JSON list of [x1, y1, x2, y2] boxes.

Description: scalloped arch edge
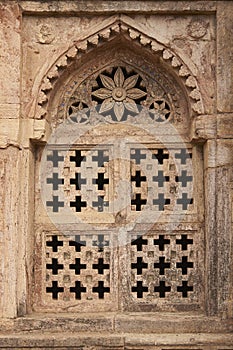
[[35, 17, 204, 120]]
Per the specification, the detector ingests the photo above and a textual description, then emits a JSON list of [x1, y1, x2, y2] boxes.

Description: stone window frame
[[4, 9, 231, 330], [31, 23, 208, 316]]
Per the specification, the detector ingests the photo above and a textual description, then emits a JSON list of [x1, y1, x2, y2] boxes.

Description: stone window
[[33, 43, 204, 314]]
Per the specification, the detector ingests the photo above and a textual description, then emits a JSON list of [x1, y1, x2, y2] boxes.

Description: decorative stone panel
[[33, 231, 118, 312]]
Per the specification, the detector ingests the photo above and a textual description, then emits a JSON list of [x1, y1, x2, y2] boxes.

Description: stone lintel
[[19, 1, 217, 15]]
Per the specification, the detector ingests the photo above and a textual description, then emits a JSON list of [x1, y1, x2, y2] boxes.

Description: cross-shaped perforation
[[154, 281, 171, 297], [177, 281, 193, 297], [46, 235, 63, 252], [70, 150, 85, 168], [47, 173, 64, 190], [70, 281, 86, 300], [154, 256, 170, 275], [130, 149, 146, 164], [92, 195, 109, 212], [70, 195, 87, 212], [176, 235, 193, 250], [131, 257, 148, 275], [69, 235, 86, 252], [131, 193, 147, 211], [177, 193, 193, 210], [176, 256, 193, 275], [92, 172, 109, 190], [153, 235, 170, 251], [131, 170, 147, 187], [175, 149, 192, 165], [46, 195, 64, 212], [152, 149, 169, 165], [47, 150, 64, 167], [92, 281, 110, 299], [92, 258, 110, 274], [132, 281, 148, 298], [131, 236, 148, 251], [70, 173, 86, 190], [92, 234, 110, 251], [69, 258, 87, 275], [46, 258, 64, 275], [46, 281, 64, 300], [92, 150, 109, 167]]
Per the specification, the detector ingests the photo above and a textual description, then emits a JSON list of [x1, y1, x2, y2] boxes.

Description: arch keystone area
[[35, 17, 204, 120]]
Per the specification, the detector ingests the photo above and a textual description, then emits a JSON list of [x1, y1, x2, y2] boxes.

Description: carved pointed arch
[[35, 16, 204, 122]]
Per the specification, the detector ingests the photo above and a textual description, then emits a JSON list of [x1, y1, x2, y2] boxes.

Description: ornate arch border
[[35, 16, 204, 121]]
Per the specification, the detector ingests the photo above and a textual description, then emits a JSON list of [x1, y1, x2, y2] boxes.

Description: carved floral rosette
[[55, 50, 189, 132]]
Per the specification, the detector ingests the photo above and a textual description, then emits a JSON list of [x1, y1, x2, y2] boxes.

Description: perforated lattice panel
[[46, 148, 111, 214], [33, 232, 118, 312], [130, 233, 197, 302], [130, 147, 193, 212]]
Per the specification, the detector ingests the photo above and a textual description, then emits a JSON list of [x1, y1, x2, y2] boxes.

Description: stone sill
[[0, 332, 233, 348], [0, 312, 232, 334]]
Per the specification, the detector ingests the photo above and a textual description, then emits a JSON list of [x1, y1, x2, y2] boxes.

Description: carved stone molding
[[192, 115, 216, 141], [192, 113, 233, 141], [35, 16, 204, 122]]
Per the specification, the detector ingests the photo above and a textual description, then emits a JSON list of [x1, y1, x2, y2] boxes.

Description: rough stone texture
[[0, 0, 233, 348], [217, 1, 233, 112]]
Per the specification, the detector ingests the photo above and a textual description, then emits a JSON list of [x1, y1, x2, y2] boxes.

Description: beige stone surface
[[217, 1, 233, 112], [0, 0, 232, 348]]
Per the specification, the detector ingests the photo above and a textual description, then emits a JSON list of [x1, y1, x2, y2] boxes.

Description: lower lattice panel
[[44, 233, 112, 303], [37, 230, 202, 311], [130, 232, 200, 303]]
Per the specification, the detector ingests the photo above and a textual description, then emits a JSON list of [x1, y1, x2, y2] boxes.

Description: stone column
[[194, 114, 233, 317], [216, 1, 233, 318], [0, 1, 21, 318]]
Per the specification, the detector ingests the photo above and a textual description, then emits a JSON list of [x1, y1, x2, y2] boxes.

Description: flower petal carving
[[99, 98, 114, 114], [114, 102, 124, 121], [114, 67, 124, 88], [123, 74, 139, 90], [127, 88, 147, 100], [100, 74, 115, 90], [124, 98, 139, 114], [92, 88, 112, 99]]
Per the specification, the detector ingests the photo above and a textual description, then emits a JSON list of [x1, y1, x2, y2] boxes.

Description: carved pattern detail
[[45, 233, 111, 302], [35, 19, 204, 120], [130, 148, 194, 212], [91, 67, 147, 122], [46, 148, 111, 213], [130, 232, 197, 302], [59, 58, 181, 126]]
